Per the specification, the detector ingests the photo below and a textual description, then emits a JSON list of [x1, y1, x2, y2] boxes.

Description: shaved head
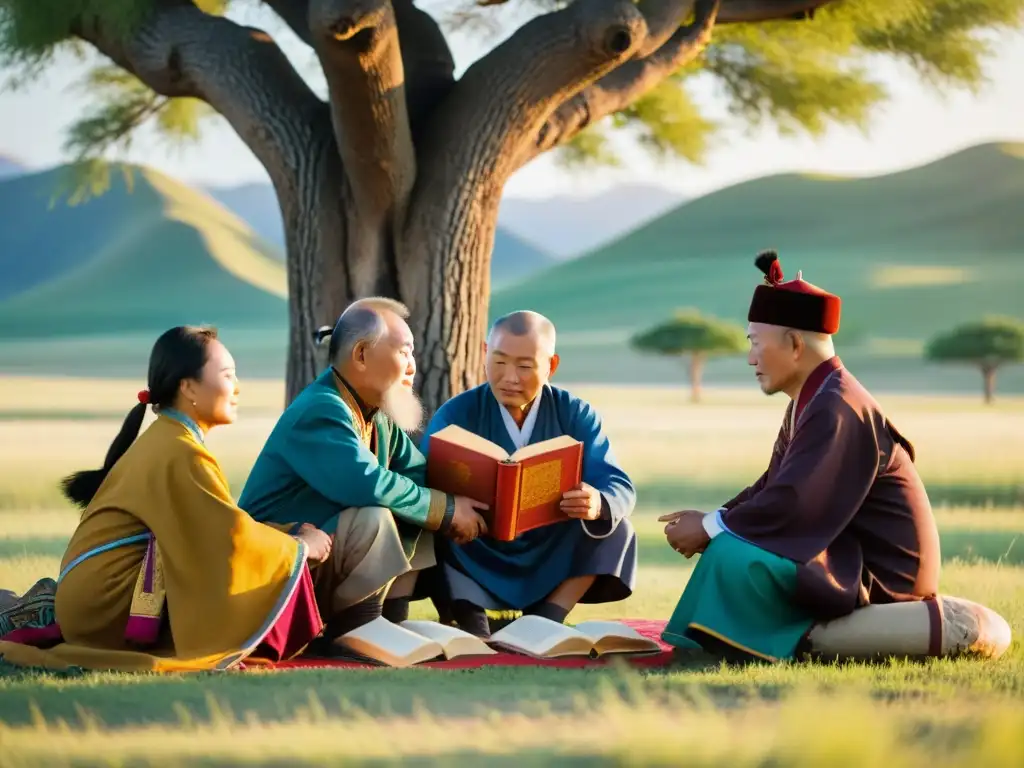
[[487, 310, 557, 356], [485, 310, 560, 410]]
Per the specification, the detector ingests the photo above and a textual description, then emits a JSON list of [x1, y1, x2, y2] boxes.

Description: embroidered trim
[[215, 538, 314, 670], [58, 533, 152, 584], [160, 408, 205, 444]]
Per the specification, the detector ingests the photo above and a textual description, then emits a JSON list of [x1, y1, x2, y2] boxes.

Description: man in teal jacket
[[239, 297, 487, 647]]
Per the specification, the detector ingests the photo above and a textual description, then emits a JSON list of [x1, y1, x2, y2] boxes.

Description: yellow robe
[[0, 415, 321, 672]]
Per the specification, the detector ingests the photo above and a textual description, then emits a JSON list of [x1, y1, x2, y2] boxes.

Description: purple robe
[[719, 357, 942, 620]]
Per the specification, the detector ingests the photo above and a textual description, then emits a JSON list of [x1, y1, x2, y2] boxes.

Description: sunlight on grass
[[0, 684, 1021, 766], [0, 379, 1021, 762]]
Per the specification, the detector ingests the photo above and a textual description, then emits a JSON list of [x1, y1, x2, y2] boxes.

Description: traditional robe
[[238, 369, 452, 622], [420, 383, 637, 610], [239, 368, 451, 538], [0, 412, 322, 672], [663, 357, 942, 662]]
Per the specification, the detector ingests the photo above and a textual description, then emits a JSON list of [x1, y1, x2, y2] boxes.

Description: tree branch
[[414, 0, 648, 198], [308, 0, 415, 223], [263, 0, 314, 46], [528, 0, 721, 163], [716, 0, 834, 24], [393, 0, 456, 135], [71, 0, 326, 190], [635, 0, 703, 57]]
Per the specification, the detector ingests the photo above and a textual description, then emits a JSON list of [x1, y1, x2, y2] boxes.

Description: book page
[[509, 435, 579, 463], [431, 424, 509, 461], [573, 620, 661, 655], [337, 616, 444, 667], [488, 615, 594, 658], [399, 620, 497, 659]]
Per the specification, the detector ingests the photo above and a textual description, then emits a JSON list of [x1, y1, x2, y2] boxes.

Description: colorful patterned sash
[[125, 536, 166, 646]]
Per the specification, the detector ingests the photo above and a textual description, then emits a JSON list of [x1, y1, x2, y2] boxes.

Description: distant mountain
[[490, 142, 1024, 392], [0, 164, 287, 345], [206, 182, 285, 253], [0, 154, 27, 180], [497, 184, 687, 258], [206, 181, 555, 287]]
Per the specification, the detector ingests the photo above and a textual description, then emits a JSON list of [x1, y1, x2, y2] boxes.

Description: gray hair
[[322, 296, 410, 363], [488, 310, 557, 355]]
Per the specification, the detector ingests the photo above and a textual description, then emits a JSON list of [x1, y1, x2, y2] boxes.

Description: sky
[[1, 2, 1022, 200]]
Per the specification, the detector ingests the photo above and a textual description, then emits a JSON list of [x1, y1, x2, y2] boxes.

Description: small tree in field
[[630, 310, 746, 402], [925, 317, 1024, 404]]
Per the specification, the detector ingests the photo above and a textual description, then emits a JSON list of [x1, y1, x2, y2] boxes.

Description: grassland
[[0, 377, 1021, 765]]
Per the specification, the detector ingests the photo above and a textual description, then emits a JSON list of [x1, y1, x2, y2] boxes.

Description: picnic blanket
[[249, 619, 673, 671]]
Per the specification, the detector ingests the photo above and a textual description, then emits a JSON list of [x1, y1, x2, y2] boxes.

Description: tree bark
[[688, 352, 706, 403], [981, 364, 997, 405]]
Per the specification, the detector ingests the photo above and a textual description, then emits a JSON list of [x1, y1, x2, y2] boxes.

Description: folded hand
[[662, 510, 710, 559], [561, 482, 602, 521], [449, 495, 489, 544], [296, 523, 333, 564]]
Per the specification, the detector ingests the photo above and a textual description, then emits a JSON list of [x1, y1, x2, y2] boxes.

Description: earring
[[191, 401, 197, 407]]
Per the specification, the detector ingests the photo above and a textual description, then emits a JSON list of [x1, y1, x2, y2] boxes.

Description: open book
[[333, 617, 497, 667], [426, 424, 583, 541], [488, 616, 661, 659]]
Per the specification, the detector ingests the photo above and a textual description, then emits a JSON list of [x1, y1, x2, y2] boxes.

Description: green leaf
[[622, 80, 718, 164], [54, 62, 216, 204], [554, 126, 622, 169]]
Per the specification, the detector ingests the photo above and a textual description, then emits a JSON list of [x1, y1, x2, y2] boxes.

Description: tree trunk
[[277, 128, 497, 415], [981, 364, 997, 405], [689, 352, 705, 403], [281, 122, 353, 404]]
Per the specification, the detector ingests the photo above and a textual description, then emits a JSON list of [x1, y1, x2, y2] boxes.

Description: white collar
[[498, 387, 543, 451]]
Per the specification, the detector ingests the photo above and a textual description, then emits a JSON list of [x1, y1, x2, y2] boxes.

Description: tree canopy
[[631, 309, 747, 356], [2, 0, 1022, 195], [630, 309, 746, 400], [925, 316, 1024, 403]]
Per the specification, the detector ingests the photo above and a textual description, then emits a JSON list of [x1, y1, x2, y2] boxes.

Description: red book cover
[[426, 425, 583, 542]]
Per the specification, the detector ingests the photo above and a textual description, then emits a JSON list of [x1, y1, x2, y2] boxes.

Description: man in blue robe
[[238, 297, 488, 649], [420, 310, 637, 637]]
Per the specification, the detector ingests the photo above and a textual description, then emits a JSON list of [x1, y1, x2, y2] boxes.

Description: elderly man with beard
[[239, 297, 488, 650]]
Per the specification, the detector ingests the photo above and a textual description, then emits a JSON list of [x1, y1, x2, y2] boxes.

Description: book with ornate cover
[[425, 424, 583, 541]]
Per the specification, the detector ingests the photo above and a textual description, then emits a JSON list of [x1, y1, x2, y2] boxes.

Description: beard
[[381, 382, 424, 433]]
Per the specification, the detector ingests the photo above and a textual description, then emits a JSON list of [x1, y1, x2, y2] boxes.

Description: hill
[[490, 142, 1024, 393], [0, 154, 26, 179], [497, 183, 686, 258], [205, 181, 555, 286], [0, 165, 290, 375]]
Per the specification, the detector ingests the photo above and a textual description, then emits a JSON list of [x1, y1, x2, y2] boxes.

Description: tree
[[630, 309, 746, 401], [2, 1, 1022, 412], [925, 317, 1024, 404]]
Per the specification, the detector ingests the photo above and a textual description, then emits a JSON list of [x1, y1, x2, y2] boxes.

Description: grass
[[0, 377, 1021, 764]]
